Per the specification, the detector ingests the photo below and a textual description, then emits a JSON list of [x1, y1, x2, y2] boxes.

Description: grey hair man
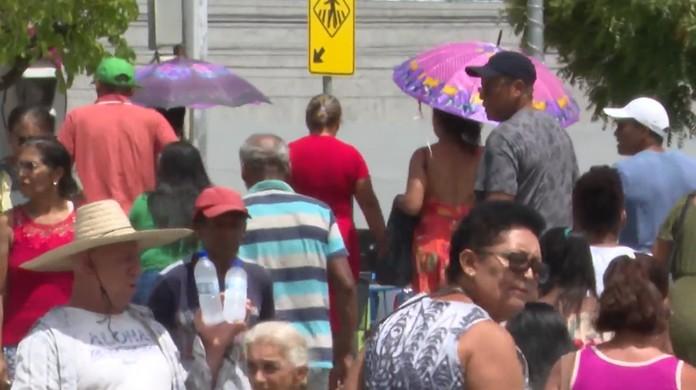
[[237, 134, 357, 390], [239, 134, 291, 185]]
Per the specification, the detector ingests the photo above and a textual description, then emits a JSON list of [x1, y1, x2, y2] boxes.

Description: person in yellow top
[[1, 106, 55, 212]]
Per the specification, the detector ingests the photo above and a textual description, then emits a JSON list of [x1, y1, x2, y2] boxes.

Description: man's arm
[[476, 131, 519, 201], [12, 324, 62, 389], [192, 311, 246, 385], [344, 349, 365, 390], [327, 255, 357, 384]]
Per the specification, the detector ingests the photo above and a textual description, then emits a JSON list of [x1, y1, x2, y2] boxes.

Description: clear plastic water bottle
[[194, 253, 224, 325], [224, 261, 247, 323]]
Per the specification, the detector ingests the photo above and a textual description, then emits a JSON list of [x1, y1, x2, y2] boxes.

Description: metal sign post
[[525, 0, 544, 60], [183, 0, 208, 149], [322, 75, 332, 95]]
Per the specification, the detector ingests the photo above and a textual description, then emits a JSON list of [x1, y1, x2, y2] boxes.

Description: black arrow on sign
[[313, 47, 325, 63]]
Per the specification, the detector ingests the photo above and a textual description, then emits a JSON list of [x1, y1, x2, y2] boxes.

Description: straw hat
[[21, 199, 192, 272]]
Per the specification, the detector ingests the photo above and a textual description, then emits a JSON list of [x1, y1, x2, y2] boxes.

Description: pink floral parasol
[[393, 41, 580, 128]]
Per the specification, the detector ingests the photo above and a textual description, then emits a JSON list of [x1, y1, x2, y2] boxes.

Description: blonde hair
[[305, 94, 342, 132], [244, 321, 309, 368]]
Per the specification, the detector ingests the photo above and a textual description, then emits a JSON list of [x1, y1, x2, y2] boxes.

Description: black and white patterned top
[[363, 296, 489, 389]]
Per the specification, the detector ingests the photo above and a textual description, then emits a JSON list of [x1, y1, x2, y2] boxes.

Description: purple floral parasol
[[393, 41, 580, 128], [131, 57, 270, 109]]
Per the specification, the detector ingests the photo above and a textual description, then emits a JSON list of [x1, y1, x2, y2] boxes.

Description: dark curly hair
[[596, 254, 668, 334], [447, 201, 546, 282], [572, 166, 624, 238]]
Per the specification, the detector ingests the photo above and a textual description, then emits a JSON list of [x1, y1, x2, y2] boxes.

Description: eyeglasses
[[478, 250, 549, 283]]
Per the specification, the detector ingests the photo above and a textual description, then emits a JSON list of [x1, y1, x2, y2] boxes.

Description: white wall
[[47, 0, 696, 227]]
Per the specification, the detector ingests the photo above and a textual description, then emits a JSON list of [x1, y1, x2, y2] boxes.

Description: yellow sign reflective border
[[308, 0, 355, 75]]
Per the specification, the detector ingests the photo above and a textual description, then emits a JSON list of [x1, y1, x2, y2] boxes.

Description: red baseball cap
[[194, 186, 249, 219]]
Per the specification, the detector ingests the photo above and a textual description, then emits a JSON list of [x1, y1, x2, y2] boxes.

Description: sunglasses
[[478, 250, 549, 283]]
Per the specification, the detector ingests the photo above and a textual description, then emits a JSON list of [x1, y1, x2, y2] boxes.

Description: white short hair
[[238, 133, 290, 174], [244, 321, 309, 368]]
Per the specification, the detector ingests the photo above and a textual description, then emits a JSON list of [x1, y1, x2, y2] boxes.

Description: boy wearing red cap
[[148, 186, 274, 389]]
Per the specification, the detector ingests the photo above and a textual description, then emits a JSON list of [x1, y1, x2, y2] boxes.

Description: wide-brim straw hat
[[21, 199, 192, 272]]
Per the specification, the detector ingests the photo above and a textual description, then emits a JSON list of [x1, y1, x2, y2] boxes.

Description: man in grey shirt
[[466, 51, 578, 228]]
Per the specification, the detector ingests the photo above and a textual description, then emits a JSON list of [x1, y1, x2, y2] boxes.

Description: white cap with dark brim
[[603, 97, 670, 140]]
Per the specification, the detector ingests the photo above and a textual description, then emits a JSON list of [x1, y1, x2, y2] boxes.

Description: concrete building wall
[[19, 0, 695, 226]]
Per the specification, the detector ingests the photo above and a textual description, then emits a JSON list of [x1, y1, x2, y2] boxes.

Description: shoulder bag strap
[[669, 192, 696, 277]]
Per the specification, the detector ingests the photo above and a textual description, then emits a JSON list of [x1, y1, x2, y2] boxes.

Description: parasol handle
[[496, 30, 503, 47]]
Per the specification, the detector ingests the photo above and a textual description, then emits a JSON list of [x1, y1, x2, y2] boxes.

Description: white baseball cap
[[603, 97, 670, 139]]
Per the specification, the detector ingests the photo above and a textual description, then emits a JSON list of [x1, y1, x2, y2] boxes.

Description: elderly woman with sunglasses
[[347, 201, 547, 390]]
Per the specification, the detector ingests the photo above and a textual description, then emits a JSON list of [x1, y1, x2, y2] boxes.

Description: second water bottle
[[224, 260, 247, 323]]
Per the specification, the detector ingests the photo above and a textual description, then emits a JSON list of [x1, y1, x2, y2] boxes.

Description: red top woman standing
[[290, 95, 386, 328], [0, 137, 78, 382]]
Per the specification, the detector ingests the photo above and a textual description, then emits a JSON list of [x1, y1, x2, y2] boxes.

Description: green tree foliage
[[506, 0, 696, 143], [0, 0, 139, 91]]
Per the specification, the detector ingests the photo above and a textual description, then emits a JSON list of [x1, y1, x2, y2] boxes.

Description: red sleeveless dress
[[2, 206, 75, 346]]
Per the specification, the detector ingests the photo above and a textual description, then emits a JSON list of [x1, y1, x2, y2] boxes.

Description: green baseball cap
[[95, 57, 137, 88]]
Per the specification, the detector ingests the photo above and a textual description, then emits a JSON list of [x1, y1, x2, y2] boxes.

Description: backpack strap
[[669, 192, 696, 277]]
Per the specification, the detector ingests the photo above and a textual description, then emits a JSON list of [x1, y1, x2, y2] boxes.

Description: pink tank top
[[3, 206, 75, 346], [572, 346, 682, 390]]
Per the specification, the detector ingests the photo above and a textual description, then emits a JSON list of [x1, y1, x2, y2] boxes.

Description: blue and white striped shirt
[[238, 180, 347, 369]]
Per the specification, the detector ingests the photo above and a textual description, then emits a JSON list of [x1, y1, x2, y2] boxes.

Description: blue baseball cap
[[465, 51, 537, 86]]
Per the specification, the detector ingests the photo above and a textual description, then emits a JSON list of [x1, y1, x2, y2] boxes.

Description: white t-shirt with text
[[12, 306, 186, 390]]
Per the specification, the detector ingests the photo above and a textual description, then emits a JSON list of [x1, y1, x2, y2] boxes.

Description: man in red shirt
[[59, 57, 177, 212]]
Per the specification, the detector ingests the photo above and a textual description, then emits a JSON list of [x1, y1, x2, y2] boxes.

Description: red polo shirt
[[58, 94, 177, 212]]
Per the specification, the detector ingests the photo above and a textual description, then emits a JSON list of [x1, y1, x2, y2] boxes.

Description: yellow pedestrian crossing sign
[[308, 0, 355, 75]]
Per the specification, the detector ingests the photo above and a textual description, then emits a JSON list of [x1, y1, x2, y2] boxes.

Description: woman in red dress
[[396, 109, 482, 293], [289, 94, 386, 331], [0, 137, 78, 382]]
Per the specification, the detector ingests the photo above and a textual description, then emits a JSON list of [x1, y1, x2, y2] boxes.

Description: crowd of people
[[0, 49, 695, 390]]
